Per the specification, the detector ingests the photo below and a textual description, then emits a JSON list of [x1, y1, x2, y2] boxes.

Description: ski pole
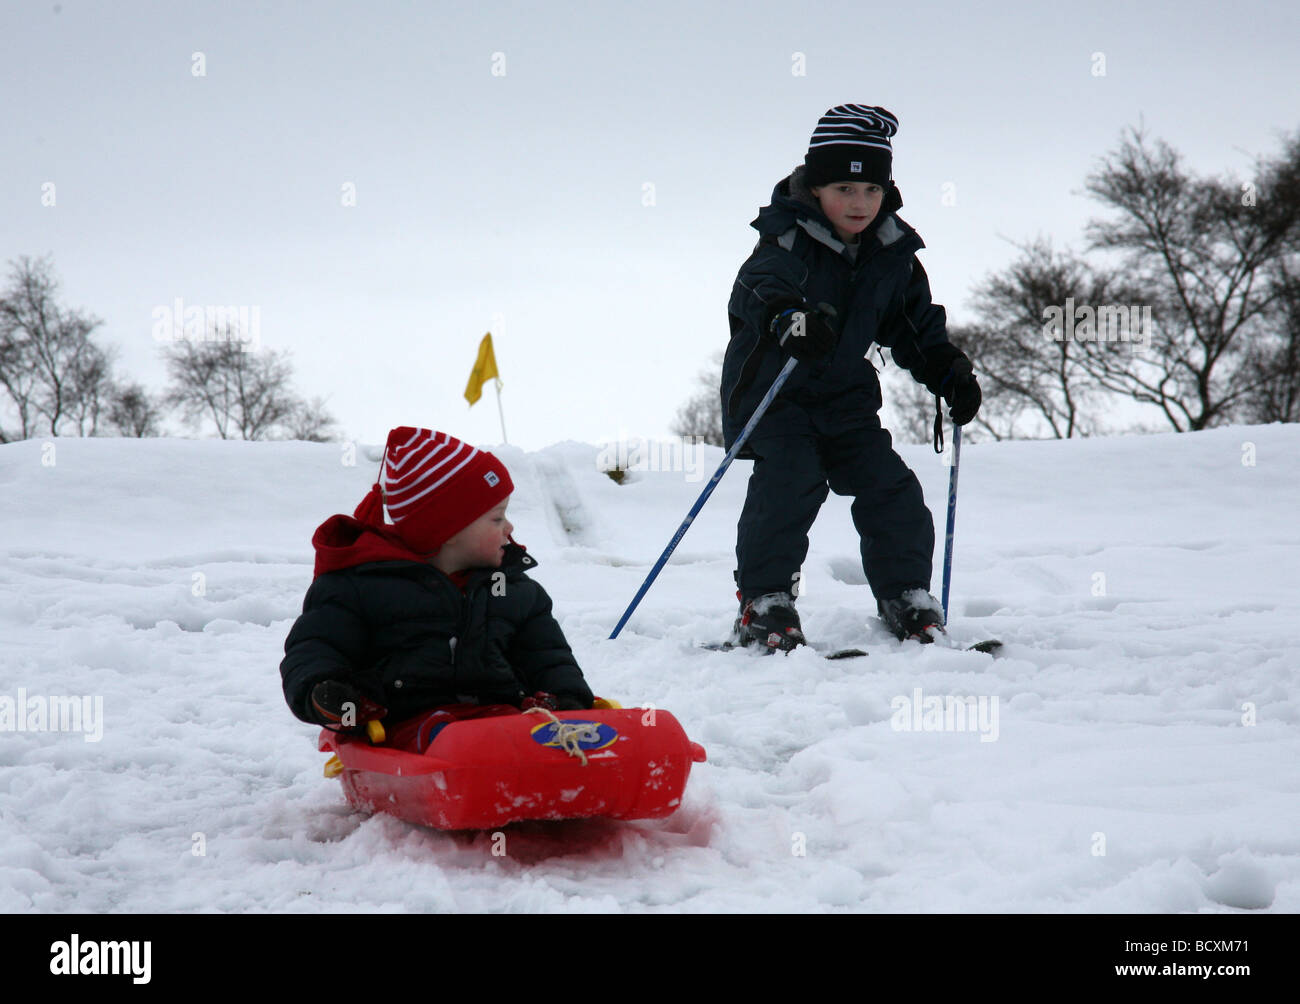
[[940, 422, 961, 623], [609, 356, 799, 639]]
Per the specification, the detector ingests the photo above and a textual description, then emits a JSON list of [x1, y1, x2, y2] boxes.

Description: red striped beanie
[[352, 428, 513, 554]]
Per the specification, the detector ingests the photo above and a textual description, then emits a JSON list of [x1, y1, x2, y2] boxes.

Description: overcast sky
[[3, 0, 1297, 449]]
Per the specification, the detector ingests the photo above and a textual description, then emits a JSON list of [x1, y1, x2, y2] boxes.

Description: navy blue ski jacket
[[721, 167, 954, 450]]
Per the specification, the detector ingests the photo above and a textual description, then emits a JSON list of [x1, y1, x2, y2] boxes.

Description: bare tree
[[1238, 134, 1300, 424], [0, 256, 115, 438], [883, 329, 1024, 446], [964, 242, 1124, 438], [1081, 126, 1300, 430], [106, 382, 164, 437], [670, 350, 725, 447], [164, 334, 298, 440], [1239, 266, 1300, 423], [0, 323, 39, 442], [282, 395, 339, 442], [64, 340, 117, 436]]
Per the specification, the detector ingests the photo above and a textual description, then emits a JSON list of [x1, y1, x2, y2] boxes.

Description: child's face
[[811, 181, 885, 242], [435, 498, 514, 572]]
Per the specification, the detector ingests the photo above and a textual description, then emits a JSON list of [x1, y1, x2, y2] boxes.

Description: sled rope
[[523, 707, 601, 766]]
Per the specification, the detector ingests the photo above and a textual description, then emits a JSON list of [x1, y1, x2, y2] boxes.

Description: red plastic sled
[[318, 708, 707, 830]]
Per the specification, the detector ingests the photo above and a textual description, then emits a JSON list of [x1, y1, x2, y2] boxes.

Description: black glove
[[921, 345, 981, 426], [941, 356, 981, 426], [309, 680, 388, 732], [767, 303, 837, 362]]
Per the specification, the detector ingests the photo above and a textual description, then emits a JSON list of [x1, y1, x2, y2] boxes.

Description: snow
[[1, 426, 1297, 913]]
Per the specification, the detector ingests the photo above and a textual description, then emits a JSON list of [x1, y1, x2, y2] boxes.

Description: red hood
[[311, 514, 426, 578]]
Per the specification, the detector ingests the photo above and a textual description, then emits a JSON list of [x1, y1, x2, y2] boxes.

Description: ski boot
[[877, 588, 946, 643], [732, 591, 806, 652]]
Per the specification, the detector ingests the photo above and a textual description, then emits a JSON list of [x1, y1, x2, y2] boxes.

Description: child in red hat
[[280, 428, 594, 751]]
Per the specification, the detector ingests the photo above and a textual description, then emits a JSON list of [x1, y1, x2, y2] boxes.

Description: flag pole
[[494, 378, 508, 445]]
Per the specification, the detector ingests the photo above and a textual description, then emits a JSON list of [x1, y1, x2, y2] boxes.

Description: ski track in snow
[[0, 429, 1297, 913]]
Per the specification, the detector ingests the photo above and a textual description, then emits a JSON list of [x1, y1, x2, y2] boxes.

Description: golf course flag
[[464, 333, 499, 406], [464, 333, 507, 443]]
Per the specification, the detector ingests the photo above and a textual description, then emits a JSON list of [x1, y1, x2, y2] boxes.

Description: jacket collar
[[752, 165, 922, 258], [466, 540, 537, 585], [312, 516, 538, 580]]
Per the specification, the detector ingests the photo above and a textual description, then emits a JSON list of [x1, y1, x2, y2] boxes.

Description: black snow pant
[[734, 391, 935, 605]]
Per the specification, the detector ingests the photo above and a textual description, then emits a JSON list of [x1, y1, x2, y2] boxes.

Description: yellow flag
[[464, 333, 499, 406]]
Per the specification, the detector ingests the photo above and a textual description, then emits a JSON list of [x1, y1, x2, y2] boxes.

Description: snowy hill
[[1, 426, 1297, 912]]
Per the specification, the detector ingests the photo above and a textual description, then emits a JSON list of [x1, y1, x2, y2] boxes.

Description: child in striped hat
[[280, 428, 594, 749], [721, 103, 983, 649]]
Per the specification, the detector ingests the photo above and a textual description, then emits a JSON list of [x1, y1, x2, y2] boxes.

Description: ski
[[919, 629, 1004, 655], [698, 640, 869, 659], [699, 637, 1001, 658], [912, 624, 1004, 655]]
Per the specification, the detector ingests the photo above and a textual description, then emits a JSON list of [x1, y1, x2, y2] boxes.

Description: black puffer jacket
[[280, 531, 593, 724], [721, 166, 954, 449]]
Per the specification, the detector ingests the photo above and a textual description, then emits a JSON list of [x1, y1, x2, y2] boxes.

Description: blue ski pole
[[940, 423, 961, 623], [609, 356, 799, 640]]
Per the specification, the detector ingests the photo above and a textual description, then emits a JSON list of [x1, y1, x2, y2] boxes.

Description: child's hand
[[309, 680, 388, 732], [522, 691, 590, 712], [521, 691, 559, 711], [922, 345, 982, 425], [942, 356, 982, 426], [769, 305, 837, 362]]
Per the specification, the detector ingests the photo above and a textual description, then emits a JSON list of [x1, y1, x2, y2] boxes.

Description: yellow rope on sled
[[523, 707, 605, 766], [322, 720, 386, 778]]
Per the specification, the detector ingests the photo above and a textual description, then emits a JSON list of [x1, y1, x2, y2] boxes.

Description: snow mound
[[2, 426, 1298, 912]]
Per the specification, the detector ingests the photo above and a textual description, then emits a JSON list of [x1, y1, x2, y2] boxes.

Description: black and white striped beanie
[[804, 104, 898, 188]]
